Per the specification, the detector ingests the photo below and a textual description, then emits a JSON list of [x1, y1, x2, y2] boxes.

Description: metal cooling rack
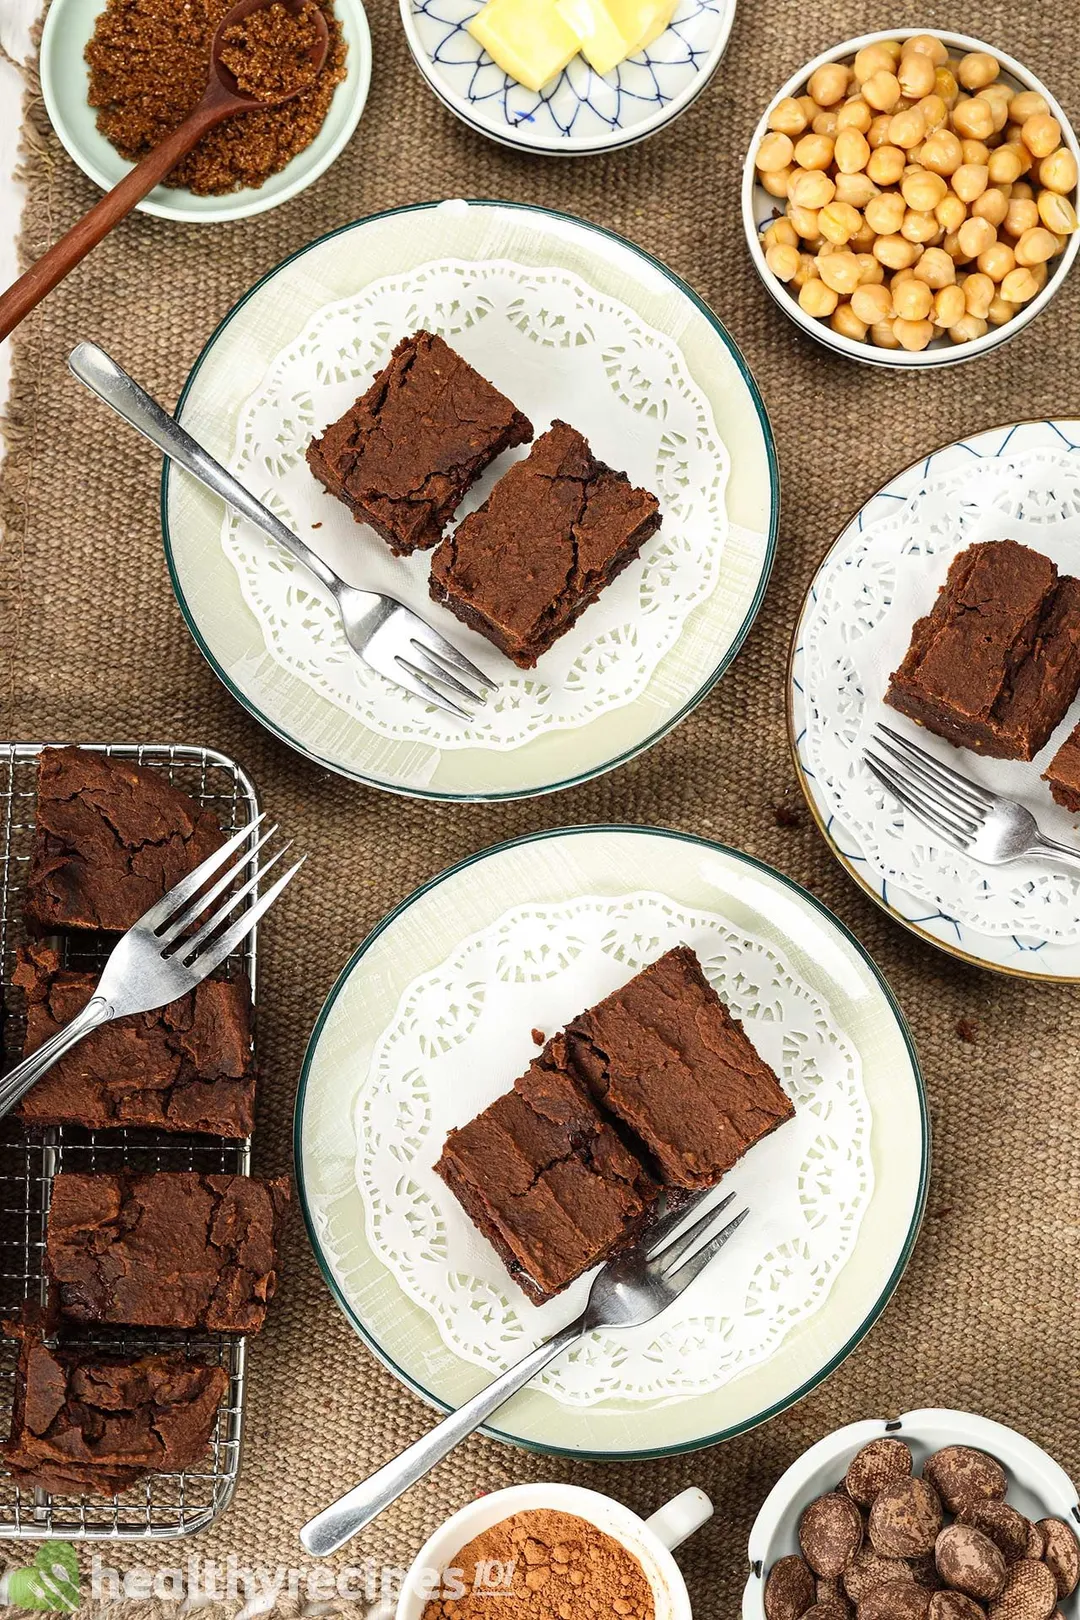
[[0, 742, 260, 1540]]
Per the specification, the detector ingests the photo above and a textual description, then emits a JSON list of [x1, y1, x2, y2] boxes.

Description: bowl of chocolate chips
[[744, 1409, 1080, 1620]]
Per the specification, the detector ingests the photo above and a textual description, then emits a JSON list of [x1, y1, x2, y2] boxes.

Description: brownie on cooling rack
[[13, 943, 256, 1138], [24, 747, 224, 934], [1, 1307, 228, 1498], [46, 1172, 290, 1334]]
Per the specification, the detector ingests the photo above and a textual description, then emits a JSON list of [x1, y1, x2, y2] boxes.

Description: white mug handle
[[644, 1487, 714, 1552]]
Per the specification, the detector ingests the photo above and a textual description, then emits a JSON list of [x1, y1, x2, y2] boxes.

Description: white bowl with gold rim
[[741, 28, 1080, 368], [399, 0, 736, 155]]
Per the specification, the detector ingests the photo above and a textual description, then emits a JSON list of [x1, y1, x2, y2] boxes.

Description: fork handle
[[1033, 833, 1080, 874], [0, 997, 112, 1119], [299, 1317, 585, 1557], [66, 342, 343, 599]]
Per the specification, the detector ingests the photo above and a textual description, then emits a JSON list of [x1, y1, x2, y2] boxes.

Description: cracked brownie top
[[46, 1171, 290, 1334], [429, 420, 662, 668], [24, 747, 224, 933], [14, 943, 256, 1137], [306, 330, 533, 555]]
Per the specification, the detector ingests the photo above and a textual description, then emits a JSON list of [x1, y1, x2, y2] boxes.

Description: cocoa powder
[[420, 1509, 656, 1620]]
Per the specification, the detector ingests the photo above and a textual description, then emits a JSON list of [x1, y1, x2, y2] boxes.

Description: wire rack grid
[[0, 741, 261, 1541]]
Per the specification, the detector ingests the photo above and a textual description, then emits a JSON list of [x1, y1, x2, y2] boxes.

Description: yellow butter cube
[[633, 0, 678, 52], [555, 0, 630, 76], [466, 0, 580, 92], [607, 0, 677, 55]]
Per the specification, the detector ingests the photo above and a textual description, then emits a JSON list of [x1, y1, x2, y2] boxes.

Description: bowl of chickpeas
[[743, 29, 1080, 365]]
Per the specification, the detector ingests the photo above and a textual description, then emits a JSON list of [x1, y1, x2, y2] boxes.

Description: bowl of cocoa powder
[[39, 0, 371, 221]]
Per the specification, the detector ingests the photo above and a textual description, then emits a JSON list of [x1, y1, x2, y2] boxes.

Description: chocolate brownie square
[[1, 1308, 228, 1497], [46, 1172, 289, 1333], [885, 540, 1080, 760], [13, 944, 255, 1138], [1044, 720, 1080, 811], [429, 421, 662, 668], [306, 331, 533, 555], [559, 946, 795, 1189], [435, 1060, 658, 1304], [24, 747, 224, 934]]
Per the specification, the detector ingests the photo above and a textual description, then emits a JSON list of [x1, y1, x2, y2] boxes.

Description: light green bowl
[[39, 0, 371, 223]]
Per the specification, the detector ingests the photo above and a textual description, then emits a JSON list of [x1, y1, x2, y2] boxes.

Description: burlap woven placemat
[[1, 1, 1079, 1613]]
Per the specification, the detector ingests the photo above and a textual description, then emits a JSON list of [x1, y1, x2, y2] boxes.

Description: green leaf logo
[[0, 1542, 80, 1611]]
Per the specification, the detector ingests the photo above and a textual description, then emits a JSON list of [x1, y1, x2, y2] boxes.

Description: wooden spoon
[[0, 0, 329, 342]]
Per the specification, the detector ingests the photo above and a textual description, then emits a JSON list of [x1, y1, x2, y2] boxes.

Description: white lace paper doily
[[802, 444, 1080, 944], [353, 891, 872, 1407], [221, 258, 729, 752]]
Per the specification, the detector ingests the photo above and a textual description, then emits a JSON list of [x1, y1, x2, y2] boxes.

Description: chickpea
[[818, 250, 863, 293], [799, 278, 840, 317], [987, 293, 1015, 325], [1014, 225, 1059, 264], [865, 190, 907, 235], [796, 94, 819, 123], [889, 105, 927, 149], [834, 128, 871, 174], [963, 272, 995, 315], [902, 209, 940, 244], [851, 281, 893, 323], [763, 218, 799, 249], [893, 277, 933, 320], [958, 51, 999, 91], [765, 243, 801, 280], [893, 315, 934, 349], [960, 138, 991, 167], [1000, 265, 1040, 302], [920, 128, 963, 175], [949, 313, 988, 342], [952, 162, 989, 203], [981, 91, 1011, 134], [851, 219, 878, 252], [874, 233, 922, 269], [935, 67, 960, 106], [902, 168, 948, 211], [1040, 147, 1079, 194], [1029, 260, 1050, 291], [1012, 179, 1035, 199], [855, 252, 885, 283], [837, 97, 873, 133], [1004, 196, 1040, 236], [769, 97, 809, 136], [957, 215, 996, 259], [917, 93, 948, 133], [952, 97, 995, 141], [794, 132, 835, 170], [933, 283, 967, 326], [988, 145, 1024, 185], [907, 33, 948, 65], [831, 301, 869, 340], [808, 62, 852, 107], [972, 188, 1010, 227], [815, 110, 842, 137], [835, 171, 879, 208], [1038, 189, 1079, 233], [870, 318, 902, 347], [935, 192, 967, 232], [789, 169, 836, 208], [867, 113, 894, 149], [1022, 113, 1061, 159], [977, 240, 1015, 281], [1008, 89, 1048, 124], [790, 252, 821, 288], [757, 132, 795, 172], [1002, 142, 1034, 178], [787, 202, 822, 239], [820, 201, 864, 244], [762, 167, 794, 199], [914, 245, 956, 286], [854, 43, 898, 83], [898, 50, 936, 99], [867, 144, 907, 186], [863, 70, 903, 112]]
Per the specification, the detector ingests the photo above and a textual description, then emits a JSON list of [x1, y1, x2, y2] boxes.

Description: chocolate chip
[[846, 1441, 915, 1508], [928, 1595, 986, 1620], [1037, 1520, 1080, 1599], [958, 1504, 1036, 1565], [924, 1449, 1008, 1515], [765, 1554, 817, 1620], [935, 1526, 1006, 1601], [870, 1480, 944, 1558], [858, 1580, 934, 1619], [987, 1560, 1057, 1620], [801, 1493, 864, 1578], [844, 1545, 915, 1602]]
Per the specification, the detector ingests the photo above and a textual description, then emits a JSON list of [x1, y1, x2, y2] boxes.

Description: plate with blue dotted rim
[[399, 0, 735, 155], [789, 419, 1080, 982]]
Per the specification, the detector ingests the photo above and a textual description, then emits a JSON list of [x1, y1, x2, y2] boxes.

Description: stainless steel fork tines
[[68, 342, 498, 722], [300, 1187, 751, 1556], [0, 815, 305, 1118], [865, 721, 1080, 874]]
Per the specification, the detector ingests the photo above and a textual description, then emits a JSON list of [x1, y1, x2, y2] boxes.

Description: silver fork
[[67, 342, 497, 722], [865, 721, 1080, 873], [0, 815, 304, 1117], [299, 1189, 749, 1556]]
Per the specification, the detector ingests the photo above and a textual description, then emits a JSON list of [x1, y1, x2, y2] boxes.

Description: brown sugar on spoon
[[85, 0, 347, 194]]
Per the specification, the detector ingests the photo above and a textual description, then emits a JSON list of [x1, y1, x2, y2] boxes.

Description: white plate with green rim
[[162, 199, 778, 800], [39, 0, 371, 223], [294, 824, 928, 1459]]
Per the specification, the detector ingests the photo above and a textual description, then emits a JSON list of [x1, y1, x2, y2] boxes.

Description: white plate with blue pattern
[[399, 0, 735, 155], [789, 420, 1080, 982]]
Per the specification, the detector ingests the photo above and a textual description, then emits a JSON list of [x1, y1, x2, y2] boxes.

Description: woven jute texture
[[2, 1, 1079, 1613]]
